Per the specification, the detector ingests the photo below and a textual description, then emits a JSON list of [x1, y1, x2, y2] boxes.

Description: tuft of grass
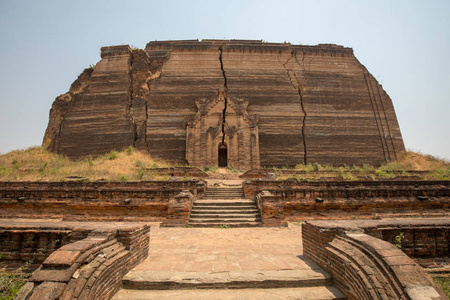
[[394, 232, 405, 249], [203, 166, 218, 172], [125, 146, 135, 155], [108, 150, 119, 160], [433, 277, 450, 298], [313, 162, 322, 172], [0, 269, 29, 300], [343, 172, 358, 181], [216, 224, 229, 229], [11, 158, 20, 170]]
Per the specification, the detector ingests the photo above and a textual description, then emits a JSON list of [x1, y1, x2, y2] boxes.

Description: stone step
[[190, 213, 260, 219], [204, 189, 244, 195], [203, 191, 245, 193], [195, 200, 255, 205], [203, 195, 245, 198], [192, 205, 257, 210], [191, 209, 259, 213], [204, 192, 243, 195], [206, 187, 243, 192], [187, 222, 262, 228], [121, 269, 334, 290], [189, 217, 261, 223], [203, 194, 245, 197], [204, 190, 243, 194], [113, 286, 346, 299], [206, 187, 242, 192], [201, 197, 247, 200]]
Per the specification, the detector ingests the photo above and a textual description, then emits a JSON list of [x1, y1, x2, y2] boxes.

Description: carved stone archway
[[186, 90, 260, 169]]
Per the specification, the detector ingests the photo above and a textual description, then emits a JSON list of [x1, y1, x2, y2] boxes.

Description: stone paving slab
[[123, 269, 331, 289], [132, 222, 311, 273], [113, 286, 346, 300]]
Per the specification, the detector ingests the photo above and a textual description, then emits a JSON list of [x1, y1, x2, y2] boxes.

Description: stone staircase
[[115, 269, 346, 299], [188, 186, 262, 227]]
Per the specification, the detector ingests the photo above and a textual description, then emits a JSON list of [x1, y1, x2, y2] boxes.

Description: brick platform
[[0, 220, 150, 300], [302, 218, 449, 299]]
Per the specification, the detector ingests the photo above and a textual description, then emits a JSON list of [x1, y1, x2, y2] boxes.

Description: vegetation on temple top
[[0, 147, 448, 182]]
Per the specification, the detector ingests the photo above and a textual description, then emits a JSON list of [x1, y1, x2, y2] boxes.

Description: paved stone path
[[134, 222, 309, 273], [113, 222, 346, 299]]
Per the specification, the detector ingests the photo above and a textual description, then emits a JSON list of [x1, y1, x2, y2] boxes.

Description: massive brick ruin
[[43, 40, 405, 167]]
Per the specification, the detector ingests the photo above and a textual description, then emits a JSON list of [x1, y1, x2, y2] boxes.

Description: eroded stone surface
[[113, 286, 346, 300], [130, 222, 309, 273], [44, 40, 405, 167]]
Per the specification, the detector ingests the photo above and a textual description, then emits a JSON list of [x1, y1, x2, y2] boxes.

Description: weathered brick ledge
[[0, 220, 150, 300], [240, 168, 431, 179], [0, 181, 205, 222], [244, 180, 450, 225], [302, 219, 449, 299]]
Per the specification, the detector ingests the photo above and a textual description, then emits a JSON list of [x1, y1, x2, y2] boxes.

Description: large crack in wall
[[127, 50, 145, 149], [128, 49, 165, 151], [279, 51, 308, 164], [219, 46, 228, 146]]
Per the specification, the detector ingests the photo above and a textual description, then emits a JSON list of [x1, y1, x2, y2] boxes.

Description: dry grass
[[282, 151, 450, 181], [387, 151, 449, 171], [0, 146, 173, 181], [0, 148, 448, 182], [381, 151, 449, 180]]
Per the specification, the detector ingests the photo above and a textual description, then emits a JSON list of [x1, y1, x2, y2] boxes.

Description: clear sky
[[0, 0, 449, 159]]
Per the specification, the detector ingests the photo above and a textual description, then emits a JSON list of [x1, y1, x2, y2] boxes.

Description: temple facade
[[43, 40, 405, 168]]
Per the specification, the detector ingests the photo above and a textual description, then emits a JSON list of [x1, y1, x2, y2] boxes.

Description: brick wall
[[6, 222, 150, 300], [244, 180, 450, 222], [0, 181, 205, 222], [367, 225, 449, 258], [0, 229, 76, 271], [302, 220, 448, 299]]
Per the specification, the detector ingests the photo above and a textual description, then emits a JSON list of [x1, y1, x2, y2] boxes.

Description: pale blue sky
[[0, 0, 449, 159]]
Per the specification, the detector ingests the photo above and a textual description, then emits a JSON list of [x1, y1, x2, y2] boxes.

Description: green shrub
[[429, 167, 450, 180], [375, 169, 387, 177], [394, 232, 404, 249], [11, 158, 20, 170], [136, 169, 145, 180], [0, 270, 29, 300], [304, 164, 314, 173], [126, 146, 135, 155], [109, 151, 119, 160], [344, 172, 358, 181], [313, 162, 322, 172]]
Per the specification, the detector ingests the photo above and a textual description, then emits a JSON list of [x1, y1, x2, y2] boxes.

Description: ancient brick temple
[[43, 40, 405, 168]]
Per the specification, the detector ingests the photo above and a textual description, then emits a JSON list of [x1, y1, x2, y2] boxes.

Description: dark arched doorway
[[218, 144, 227, 167]]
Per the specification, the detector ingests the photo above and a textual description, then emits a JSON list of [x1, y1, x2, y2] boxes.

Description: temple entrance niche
[[218, 143, 227, 167], [186, 90, 260, 169]]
